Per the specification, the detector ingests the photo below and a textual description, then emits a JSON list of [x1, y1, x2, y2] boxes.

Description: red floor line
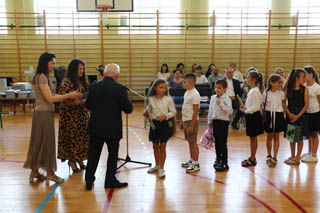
[[129, 125, 306, 212], [102, 171, 120, 213], [247, 168, 307, 213], [187, 173, 276, 213], [103, 189, 115, 213]]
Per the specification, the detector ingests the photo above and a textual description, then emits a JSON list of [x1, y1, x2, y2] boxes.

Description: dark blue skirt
[[245, 111, 264, 137], [149, 119, 173, 143]]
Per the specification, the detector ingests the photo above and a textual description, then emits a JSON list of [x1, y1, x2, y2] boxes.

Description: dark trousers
[[85, 135, 120, 185], [232, 109, 244, 126], [212, 119, 229, 163]]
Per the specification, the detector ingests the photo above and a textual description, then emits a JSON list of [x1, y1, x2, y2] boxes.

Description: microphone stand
[[117, 87, 152, 170]]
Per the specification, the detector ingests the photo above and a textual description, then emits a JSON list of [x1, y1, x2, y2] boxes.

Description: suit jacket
[[224, 77, 243, 97], [85, 77, 133, 139]]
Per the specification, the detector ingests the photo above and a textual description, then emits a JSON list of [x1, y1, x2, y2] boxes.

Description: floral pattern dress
[[57, 77, 90, 162]]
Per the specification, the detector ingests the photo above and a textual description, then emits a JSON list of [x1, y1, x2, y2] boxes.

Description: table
[[0, 97, 35, 115]]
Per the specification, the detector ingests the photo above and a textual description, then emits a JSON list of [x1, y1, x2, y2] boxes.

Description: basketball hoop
[[96, 5, 112, 12]]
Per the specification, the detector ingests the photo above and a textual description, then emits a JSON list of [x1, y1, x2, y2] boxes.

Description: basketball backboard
[[77, 0, 133, 12]]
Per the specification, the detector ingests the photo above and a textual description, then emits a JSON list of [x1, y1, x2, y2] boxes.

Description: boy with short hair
[[208, 79, 233, 171], [180, 73, 201, 173]]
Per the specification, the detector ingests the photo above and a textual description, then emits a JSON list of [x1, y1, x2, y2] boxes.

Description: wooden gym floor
[[0, 102, 319, 213]]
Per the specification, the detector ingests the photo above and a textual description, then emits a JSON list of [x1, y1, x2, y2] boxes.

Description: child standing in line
[[240, 71, 264, 167], [143, 79, 176, 178], [301, 66, 320, 163], [180, 73, 201, 173], [283, 68, 310, 165], [208, 79, 233, 171], [263, 74, 286, 167]]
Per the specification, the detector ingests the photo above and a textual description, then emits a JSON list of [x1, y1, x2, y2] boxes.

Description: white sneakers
[[301, 154, 318, 163], [158, 169, 165, 178], [147, 166, 165, 178], [186, 163, 200, 173], [147, 166, 159, 173]]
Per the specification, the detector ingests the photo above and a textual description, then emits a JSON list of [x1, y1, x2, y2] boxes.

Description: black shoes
[[214, 160, 229, 172], [213, 158, 221, 168], [231, 123, 239, 130], [68, 161, 81, 173], [105, 180, 128, 189], [86, 182, 94, 190], [85, 176, 95, 191]]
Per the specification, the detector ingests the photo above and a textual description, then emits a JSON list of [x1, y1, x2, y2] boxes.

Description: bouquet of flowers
[[200, 128, 214, 150]]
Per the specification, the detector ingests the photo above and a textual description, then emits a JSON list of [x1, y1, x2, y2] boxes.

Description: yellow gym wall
[[0, 0, 320, 97]]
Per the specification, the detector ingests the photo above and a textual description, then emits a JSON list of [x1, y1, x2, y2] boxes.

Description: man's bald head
[[104, 63, 120, 80]]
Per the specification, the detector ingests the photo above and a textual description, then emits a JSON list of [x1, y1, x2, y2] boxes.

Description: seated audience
[[195, 65, 209, 85], [230, 62, 244, 82], [208, 66, 223, 88], [157, 64, 171, 81], [168, 69, 183, 89]]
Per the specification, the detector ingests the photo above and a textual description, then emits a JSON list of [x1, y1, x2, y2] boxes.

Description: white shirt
[[157, 72, 170, 80], [182, 88, 200, 122], [233, 70, 244, 82], [245, 87, 262, 114], [146, 96, 176, 119], [226, 78, 235, 97], [208, 93, 233, 123], [195, 75, 208, 85], [262, 90, 285, 112], [306, 82, 320, 113]]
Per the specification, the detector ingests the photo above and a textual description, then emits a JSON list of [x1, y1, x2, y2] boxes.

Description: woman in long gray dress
[[23, 52, 82, 184]]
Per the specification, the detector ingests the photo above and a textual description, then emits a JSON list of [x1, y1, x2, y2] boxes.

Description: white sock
[[192, 160, 198, 165]]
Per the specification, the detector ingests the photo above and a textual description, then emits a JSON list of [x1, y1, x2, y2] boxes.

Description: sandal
[[268, 158, 277, 167], [241, 158, 257, 167], [285, 158, 300, 165], [29, 172, 46, 183], [284, 157, 294, 164], [266, 155, 272, 165]]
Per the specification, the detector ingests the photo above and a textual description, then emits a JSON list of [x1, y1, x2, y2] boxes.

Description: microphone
[[96, 66, 104, 72], [124, 85, 147, 100]]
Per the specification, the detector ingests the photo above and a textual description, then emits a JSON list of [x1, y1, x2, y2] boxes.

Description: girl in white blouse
[[240, 71, 264, 167], [143, 79, 176, 178], [263, 74, 286, 167], [302, 66, 320, 163]]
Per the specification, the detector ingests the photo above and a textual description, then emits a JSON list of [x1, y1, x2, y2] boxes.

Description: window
[[119, 0, 181, 34], [209, 0, 271, 34], [291, 0, 320, 34], [34, 0, 98, 34], [0, 0, 7, 34]]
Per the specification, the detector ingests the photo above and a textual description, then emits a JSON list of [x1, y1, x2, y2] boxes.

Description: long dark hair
[[176, 63, 184, 70], [285, 68, 306, 98], [304, 66, 319, 84], [205, 63, 216, 77], [265, 74, 282, 93], [65, 58, 88, 91], [32, 52, 56, 85], [160, 64, 169, 73], [147, 79, 168, 97], [248, 71, 264, 93]]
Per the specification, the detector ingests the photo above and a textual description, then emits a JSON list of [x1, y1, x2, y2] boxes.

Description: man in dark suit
[[224, 67, 243, 129], [85, 63, 133, 190]]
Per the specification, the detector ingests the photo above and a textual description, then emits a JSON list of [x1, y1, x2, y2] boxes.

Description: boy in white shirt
[[208, 79, 233, 171], [180, 73, 201, 172]]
